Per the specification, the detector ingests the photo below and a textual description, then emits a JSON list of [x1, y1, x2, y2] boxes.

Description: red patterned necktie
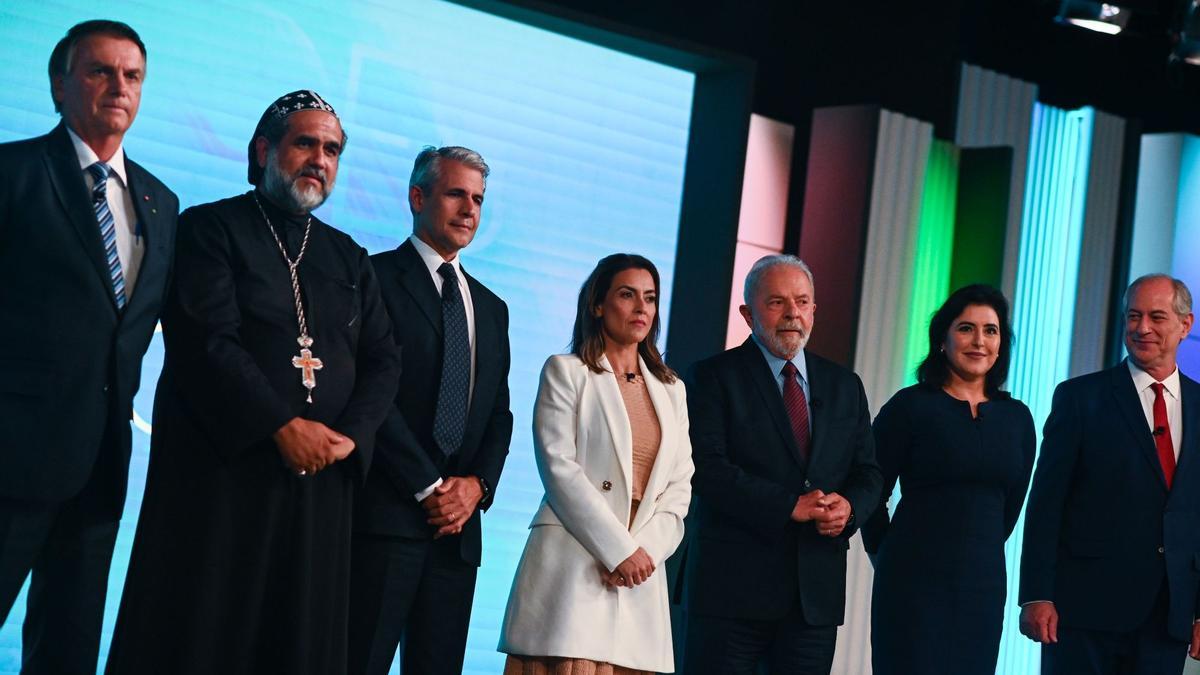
[[782, 362, 810, 461], [1151, 382, 1176, 489]]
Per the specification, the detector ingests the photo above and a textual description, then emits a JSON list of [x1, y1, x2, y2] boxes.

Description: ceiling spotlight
[[1057, 1, 1132, 34]]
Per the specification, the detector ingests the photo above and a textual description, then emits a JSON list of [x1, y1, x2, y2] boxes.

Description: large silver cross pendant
[[292, 335, 323, 403]]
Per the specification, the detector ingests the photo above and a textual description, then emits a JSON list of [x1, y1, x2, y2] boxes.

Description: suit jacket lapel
[[463, 270, 492, 432], [395, 239, 442, 335], [44, 124, 118, 311], [738, 339, 804, 466], [121, 159, 167, 318], [1111, 364, 1168, 490], [595, 354, 634, 502], [805, 354, 831, 466], [630, 355, 676, 532]]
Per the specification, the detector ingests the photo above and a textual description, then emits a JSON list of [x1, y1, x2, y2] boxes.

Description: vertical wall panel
[[737, 115, 794, 250], [1129, 134, 1183, 277], [852, 111, 933, 414], [726, 115, 794, 348], [903, 140, 960, 385], [950, 147, 1013, 291], [999, 104, 1097, 675], [798, 106, 881, 366], [1169, 134, 1200, 298], [1171, 137, 1200, 378], [1069, 111, 1125, 377], [1130, 131, 1200, 409], [955, 64, 1037, 302], [832, 110, 932, 675]]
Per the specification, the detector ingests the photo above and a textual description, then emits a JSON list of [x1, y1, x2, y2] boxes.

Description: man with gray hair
[[683, 254, 882, 674], [1020, 274, 1200, 673], [349, 145, 513, 675]]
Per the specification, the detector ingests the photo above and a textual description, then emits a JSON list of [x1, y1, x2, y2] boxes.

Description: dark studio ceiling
[[527, 0, 1200, 137]]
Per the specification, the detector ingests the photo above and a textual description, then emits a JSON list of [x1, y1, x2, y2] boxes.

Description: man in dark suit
[[1020, 274, 1200, 674], [0, 20, 177, 674], [683, 254, 882, 674], [349, 145, 513, 675]]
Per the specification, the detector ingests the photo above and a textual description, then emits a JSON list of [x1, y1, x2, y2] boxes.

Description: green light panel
[[903, 140, 960, 385]]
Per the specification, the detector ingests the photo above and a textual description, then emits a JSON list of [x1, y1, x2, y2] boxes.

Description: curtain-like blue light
[[997, 104, 1095, 675]]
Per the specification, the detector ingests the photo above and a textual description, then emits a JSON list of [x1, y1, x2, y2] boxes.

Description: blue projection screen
[[0, 2, 695, 673]]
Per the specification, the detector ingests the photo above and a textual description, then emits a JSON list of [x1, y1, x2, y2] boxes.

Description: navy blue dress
[[861, 384, 1035, 675]]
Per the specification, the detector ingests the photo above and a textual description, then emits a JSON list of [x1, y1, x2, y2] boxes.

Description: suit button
[[803, 480, 812, 490], [102, 385, 109, 393], [601, 480, 612, 491], [1158, 546, 1165, 554]]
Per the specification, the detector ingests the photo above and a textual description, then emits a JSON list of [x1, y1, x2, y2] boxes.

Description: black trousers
[[0, 488, 119, 675], [1042, 584, 1189, 675], [684, 605, 837, 675], [347, 533, 478, 675]]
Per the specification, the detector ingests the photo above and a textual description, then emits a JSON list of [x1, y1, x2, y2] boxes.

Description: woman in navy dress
[[861, 284, 1035, 675]]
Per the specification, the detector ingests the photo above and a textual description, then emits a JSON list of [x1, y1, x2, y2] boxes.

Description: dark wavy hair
[[916, 284, 1013, 397], [570, 253, 676, 383]]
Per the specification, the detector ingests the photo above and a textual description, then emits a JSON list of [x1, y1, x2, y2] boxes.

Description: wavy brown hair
[[570, 253, 676, 383]]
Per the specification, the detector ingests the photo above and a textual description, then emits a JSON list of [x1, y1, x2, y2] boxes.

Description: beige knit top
[[616, 372, 661, 522]]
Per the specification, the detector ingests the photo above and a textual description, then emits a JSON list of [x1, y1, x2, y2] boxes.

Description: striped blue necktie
[[87, 162, 127, 309]]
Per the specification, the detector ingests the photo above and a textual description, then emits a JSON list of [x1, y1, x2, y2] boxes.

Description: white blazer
[[499, 353, 694, 672]]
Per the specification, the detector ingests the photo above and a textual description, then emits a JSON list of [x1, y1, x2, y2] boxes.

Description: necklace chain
[[253, 192, 313, 341]]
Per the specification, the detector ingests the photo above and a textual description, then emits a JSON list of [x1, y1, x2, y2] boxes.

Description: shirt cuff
[[414, 478, 442, 502]]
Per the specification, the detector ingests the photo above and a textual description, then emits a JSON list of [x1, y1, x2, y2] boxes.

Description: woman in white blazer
[[500, 254, 694, 675]]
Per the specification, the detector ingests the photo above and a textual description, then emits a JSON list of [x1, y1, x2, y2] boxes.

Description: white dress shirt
[[67, 126, 143, 296], [1128, 359, 1184, 461], [409, 234, 477, 501]]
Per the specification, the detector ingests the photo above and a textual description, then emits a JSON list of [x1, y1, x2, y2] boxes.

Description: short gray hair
[[743, 254, 815, 305], [1124, 273, 1193, 318], [409, 145, 490, 192]]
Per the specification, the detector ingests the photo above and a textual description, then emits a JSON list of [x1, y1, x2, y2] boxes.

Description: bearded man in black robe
[[105, 91, 400, 675]]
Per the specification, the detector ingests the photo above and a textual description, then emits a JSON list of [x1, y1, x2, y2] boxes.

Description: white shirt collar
[[1128, 359, 1181, 400], [65, 125, 128, 187], [409, 233, 463, 278]]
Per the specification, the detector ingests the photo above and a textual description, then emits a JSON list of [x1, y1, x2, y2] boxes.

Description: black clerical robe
[[105, 192, 400, 675]]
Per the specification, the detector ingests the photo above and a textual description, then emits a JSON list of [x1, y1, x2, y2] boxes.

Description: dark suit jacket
[[0, 123, 177, 515], [355, 239, 513, 566], [684, 339, 882, 625], [1020, 362, 1200, 642]]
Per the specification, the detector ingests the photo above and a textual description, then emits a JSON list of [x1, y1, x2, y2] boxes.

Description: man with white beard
[[105, 91, 400, 675], [683, 254, 882, 675]]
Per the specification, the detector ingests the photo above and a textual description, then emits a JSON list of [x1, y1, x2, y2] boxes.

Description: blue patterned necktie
[[433, 262, 470, 456], [87, 162, 126, 309]]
